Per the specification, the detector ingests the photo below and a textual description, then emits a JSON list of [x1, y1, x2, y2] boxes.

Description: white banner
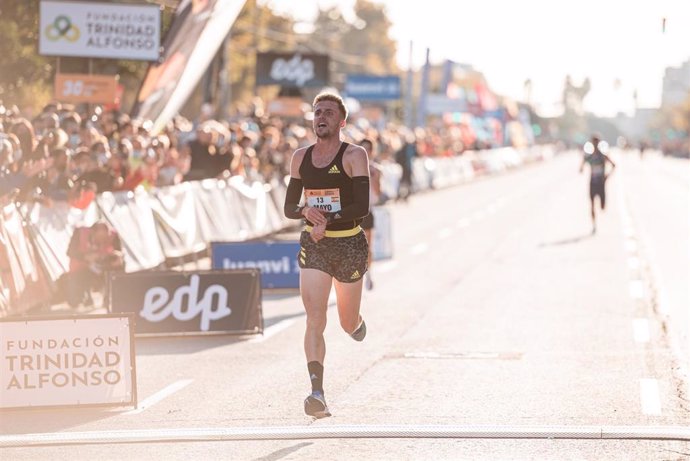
[[96, 188, 165, 272], [150, 183, 207, 259], [39, 1, 161, 60], [0, 314, 136, 409]]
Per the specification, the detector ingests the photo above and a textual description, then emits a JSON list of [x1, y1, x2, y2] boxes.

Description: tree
[[309, 0, 398, 86], [0, 3, 53, 110]]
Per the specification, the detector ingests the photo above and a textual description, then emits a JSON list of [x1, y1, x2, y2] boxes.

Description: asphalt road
[[2, 150, 689, 460]]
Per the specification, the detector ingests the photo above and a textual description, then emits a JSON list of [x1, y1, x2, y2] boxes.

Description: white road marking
[[376, 260, 398, 273], [472, 210, 487, 221], [437, 228, 452, 239], [249, 319, 296, 343], [625, 239, 638, 253], [4, 425, 690, 446], [629, 280, 645, 299], [639, 379, 662, 416], [632, 319, 650, 343], [124, 379, 194, 415], [627, 257, 640, 270], [410, 243, 429, 255], [456, 218, 470, 229]]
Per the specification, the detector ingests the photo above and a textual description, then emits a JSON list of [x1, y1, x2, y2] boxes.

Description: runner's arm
[[605, 154, 616, 179], [283, 149, 327, 225]]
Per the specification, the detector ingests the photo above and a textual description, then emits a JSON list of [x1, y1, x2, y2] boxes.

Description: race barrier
[[0, 145, 556, 317], [109, 269, 263, 336], [0, 313, 136, 409]]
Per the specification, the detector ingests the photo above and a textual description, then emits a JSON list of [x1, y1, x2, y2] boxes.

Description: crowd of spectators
[[0, 97, 515, 212]]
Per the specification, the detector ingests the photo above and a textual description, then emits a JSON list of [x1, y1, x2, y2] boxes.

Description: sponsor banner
[[425, 93, 469, 115], [39, 1, 161, 60], [345, 75, 401, 101], [110, 270, 263, 335], [256, 52, 329, 88], [211, 241, 300, 289], [54, 73, 118, 104], [0, 314, 136, 409], [372, 206, 393, 261], [132, 0, 245, 134]]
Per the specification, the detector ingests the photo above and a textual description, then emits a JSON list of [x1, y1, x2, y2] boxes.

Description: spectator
[[182, 124, 229, 180], [73, 147, 118, 193], [64, 222, 124, 308]]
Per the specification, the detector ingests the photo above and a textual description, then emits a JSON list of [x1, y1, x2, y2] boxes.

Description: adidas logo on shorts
[[350, 270, 360, 279], [328, 165, 340, 174]]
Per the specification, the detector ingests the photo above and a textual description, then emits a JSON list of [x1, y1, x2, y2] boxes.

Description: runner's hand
[[303, 207, 327, 226], [310, 222, 326, 243]]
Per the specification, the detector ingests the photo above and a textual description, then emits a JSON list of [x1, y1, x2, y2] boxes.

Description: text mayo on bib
[[305, 189, 341, 212]]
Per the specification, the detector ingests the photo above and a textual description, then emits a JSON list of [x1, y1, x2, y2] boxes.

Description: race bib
[[305, 188, 341, 212]]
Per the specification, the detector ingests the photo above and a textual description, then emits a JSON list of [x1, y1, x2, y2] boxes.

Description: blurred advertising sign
[[425, 94, 468, 115], [39, 1, 161, 60], [256, 52, 329, 88], [211, 241, 300, 289], [132, 0, 246, 134], [54, 73, 118, 104], [0, 314, 136, 409], [371, 207, 393, 261], [344, 75, 401, 101], [110, 270, 263, 335], [266, 97, 307, 117]]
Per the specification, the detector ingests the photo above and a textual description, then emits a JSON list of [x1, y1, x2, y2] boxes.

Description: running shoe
[[304, 391, 331, 418], [350, 318, 367, 342]]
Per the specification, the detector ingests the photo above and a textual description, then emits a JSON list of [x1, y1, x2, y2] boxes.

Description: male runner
[[283, 92, 370, 418], [579, 134, 615, 234], [359, 138, 382, 290]]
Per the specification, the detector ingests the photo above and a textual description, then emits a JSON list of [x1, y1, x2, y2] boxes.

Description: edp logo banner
[[110, 270, 262, 335], [211, 241, 300, 289]]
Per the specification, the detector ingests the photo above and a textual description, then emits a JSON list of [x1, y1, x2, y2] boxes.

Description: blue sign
[[344, 75, 401, 101], [211, 241, 301, 289]]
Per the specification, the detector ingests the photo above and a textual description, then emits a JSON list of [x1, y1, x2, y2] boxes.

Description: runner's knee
[[306, 313, 327, 332]]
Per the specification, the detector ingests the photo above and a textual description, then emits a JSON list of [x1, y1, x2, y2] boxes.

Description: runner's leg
[[333, 278, 364, 334], [300, 268, 332, 363]]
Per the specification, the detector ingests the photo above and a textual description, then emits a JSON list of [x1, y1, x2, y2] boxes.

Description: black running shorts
[[298, 229, 369, 283], [590, 177, 606, 207]]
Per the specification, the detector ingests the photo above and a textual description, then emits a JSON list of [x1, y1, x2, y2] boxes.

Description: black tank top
[[300, 142, 361, 230]]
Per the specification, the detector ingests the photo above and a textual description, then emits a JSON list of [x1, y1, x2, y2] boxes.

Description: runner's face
[[313, 101, 344, 139]]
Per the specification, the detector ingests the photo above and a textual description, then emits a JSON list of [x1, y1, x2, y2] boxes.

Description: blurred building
[[661, 59, 690, 108]]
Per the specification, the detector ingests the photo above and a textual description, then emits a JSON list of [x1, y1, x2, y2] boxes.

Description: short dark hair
[[313, 92, 347, 119]]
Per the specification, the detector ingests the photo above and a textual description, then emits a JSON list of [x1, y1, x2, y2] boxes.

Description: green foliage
[[0, 0, 399, 112]]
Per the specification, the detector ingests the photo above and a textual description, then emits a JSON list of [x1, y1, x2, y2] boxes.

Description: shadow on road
[[538, 232, 594, 248], [252, 442, 313, 461]]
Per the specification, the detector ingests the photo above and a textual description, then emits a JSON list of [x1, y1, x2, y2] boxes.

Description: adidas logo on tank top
[[328, 164, 340, 174]]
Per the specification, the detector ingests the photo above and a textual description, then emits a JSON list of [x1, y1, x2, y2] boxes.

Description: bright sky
[[263, 0, 690, 117]]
